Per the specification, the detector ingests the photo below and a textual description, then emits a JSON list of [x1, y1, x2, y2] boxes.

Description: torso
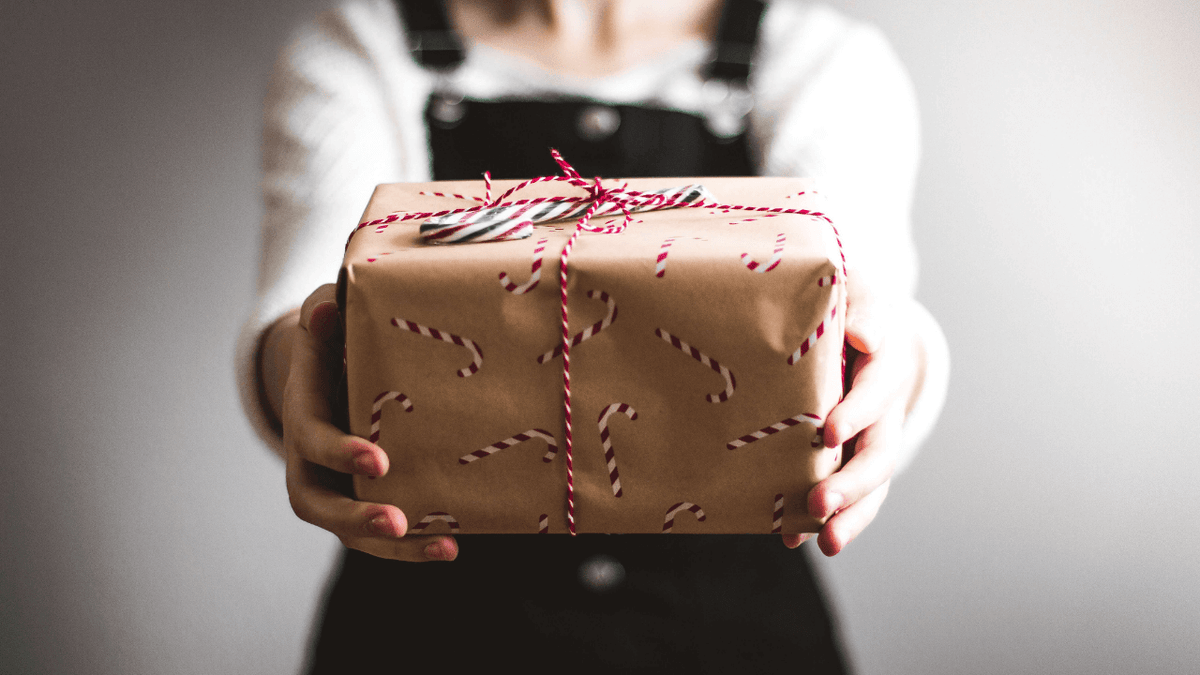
[[306, 3, 851, 671]]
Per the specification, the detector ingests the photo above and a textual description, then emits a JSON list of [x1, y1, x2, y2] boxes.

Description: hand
[[277, 284, 458, 562], [783, 270, 923, 556]]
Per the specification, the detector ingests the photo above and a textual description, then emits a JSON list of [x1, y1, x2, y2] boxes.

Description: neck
[[537, 1, 624, 49], [450, 0, 723, 79]]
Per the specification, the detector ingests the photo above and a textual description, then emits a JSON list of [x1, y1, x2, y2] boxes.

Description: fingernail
[[823, 424, 841, 448], [309, 302, 339, 340], [797, 533, 813, 545], [369, 514, 393, 537], [424, 541, 452, 561], [353, 450, 378, 476]]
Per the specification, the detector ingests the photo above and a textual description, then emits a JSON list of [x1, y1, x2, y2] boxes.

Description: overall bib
[[308, 2, 850, 671]]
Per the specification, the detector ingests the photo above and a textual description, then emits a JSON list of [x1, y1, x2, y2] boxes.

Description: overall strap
[[704, 0, 767, 84], [395, 0, 465, 70]]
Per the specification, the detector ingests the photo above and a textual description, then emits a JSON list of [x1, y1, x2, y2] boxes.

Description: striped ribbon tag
[[419, 184, 716, 244]]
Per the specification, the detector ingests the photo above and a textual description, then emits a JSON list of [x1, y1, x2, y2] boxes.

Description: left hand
[[783, 270, 924, 556]]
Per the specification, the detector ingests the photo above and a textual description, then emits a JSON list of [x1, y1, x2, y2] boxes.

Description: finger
[[348, 533, 460, 562], [286, 456, 456, 562], [816, 480, 889, 557], [843, 271, 890, 354], [287, 453, 402, 532], [809, 403, 902, 520], [782, 533, 814, 549], [285, 348, 388, 479], [845, 309, 884, 355], [289, 412, 389, 477], [292, 301, 344, 396], [823, 346, 908, 448], [285, 299, 390, 476]]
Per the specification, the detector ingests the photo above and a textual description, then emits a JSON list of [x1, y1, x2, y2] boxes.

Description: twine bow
[[352, 150, 844, 535]]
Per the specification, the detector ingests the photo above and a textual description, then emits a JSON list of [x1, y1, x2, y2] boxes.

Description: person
[[237, 0, 950, 671]]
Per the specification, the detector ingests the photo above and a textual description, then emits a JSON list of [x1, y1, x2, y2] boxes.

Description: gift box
[[341, 174, 846, 534]]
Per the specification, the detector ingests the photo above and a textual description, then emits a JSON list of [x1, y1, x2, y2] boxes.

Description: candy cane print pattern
[[498, 237, 549, 294], [727, 412, 824, 451], [772, 493, 785, 534], [597, 403, 637, 498], [390, 318, 483, 377], [787, 305, 838, 365], [538, 514, 549, 534], [369, 391, 413, 443], [459, 429, 558, 465], [409, 512, 460, 534], [536, 290, 617, 364], [662, 502, 706, 533], [740, 232, 786, 273], [653, 328, 736, 403], [654, 237, 676, 278]]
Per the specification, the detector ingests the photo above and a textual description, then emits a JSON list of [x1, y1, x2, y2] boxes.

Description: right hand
[[280, 284, 458, 562]]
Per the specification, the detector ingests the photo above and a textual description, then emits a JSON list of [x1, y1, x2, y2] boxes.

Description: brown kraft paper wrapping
[[342, 176, 846, 534]]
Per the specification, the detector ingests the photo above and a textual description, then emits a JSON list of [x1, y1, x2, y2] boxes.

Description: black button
[[429, 94, 467, 128], [577, 554, 625, 593], [577, 105, 621, 142]]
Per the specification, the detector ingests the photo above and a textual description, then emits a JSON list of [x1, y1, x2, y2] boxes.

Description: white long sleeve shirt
[[237, 0, 949, 468]]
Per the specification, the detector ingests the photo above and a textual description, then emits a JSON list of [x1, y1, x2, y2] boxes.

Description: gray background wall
[[2, 0, 1197, 673]]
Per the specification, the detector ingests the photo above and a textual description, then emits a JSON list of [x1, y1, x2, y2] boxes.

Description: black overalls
[[308, 2, 850, 672]]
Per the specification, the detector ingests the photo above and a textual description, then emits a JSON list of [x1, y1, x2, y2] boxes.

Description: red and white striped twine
[[390, 318, 483, 378], [409, 512, 460, 534], [498, 237, 548, 294], [459, 428, 557, 465], [369, 391, 412, 443], [654, 327, 736, 403], [772, 493, 785, 534], [662, 502, 706, 533], [817, 273, 838, 287], [597, 403, 637, 498], [727, 412, 824, 451], [538, 514, 549, 534]]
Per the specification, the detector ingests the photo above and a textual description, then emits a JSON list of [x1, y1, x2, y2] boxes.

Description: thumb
[[299, 283, 341, 345], [844, 290, 887, 355]]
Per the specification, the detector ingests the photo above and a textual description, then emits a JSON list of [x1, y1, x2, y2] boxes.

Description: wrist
[[258, 308, 302, 432]]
